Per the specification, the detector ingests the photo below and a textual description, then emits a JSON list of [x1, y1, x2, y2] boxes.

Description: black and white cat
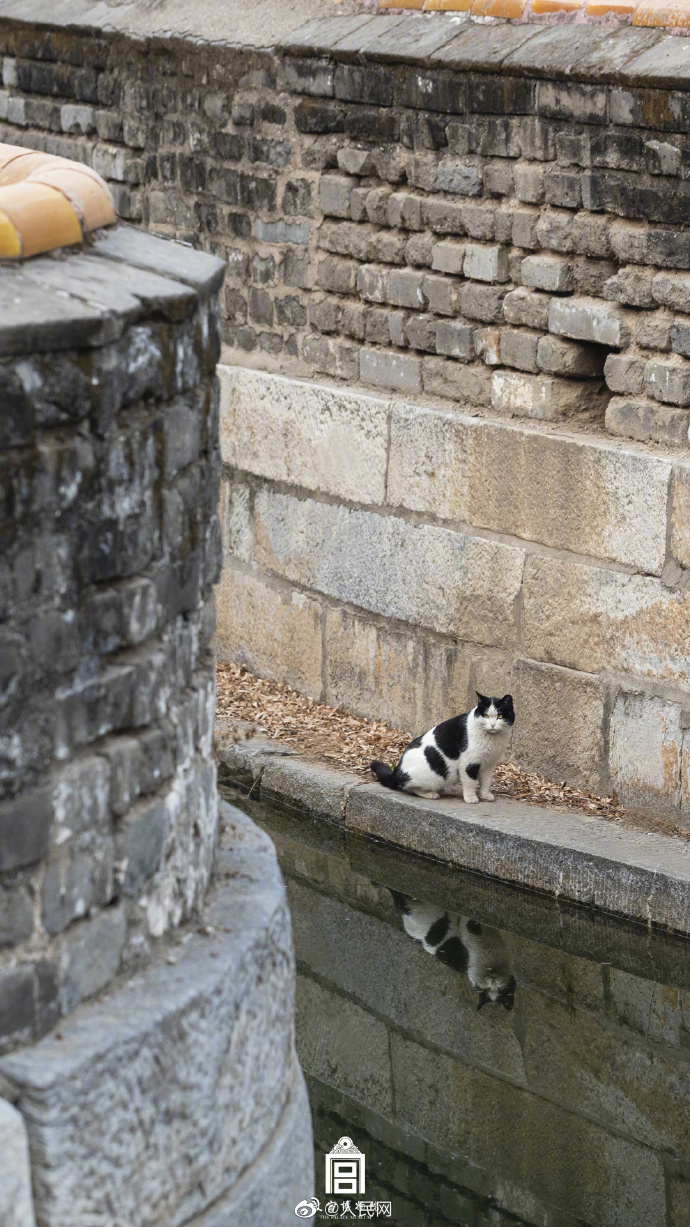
[[391, 891, 516, 1011], [371, 694, 514, 803]]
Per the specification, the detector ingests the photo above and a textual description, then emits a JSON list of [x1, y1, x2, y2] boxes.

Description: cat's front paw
[[479, 791, 495, 802], [463, 793, 479, 805]]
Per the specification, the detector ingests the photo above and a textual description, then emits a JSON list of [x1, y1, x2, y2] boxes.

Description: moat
[[224, 785, 690, 1227]]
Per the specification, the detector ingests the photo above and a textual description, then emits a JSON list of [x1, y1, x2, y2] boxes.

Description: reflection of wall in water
[[255, 804, 690, 1227]]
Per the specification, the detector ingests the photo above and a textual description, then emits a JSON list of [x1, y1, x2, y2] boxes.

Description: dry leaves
[[216, 662, 635, 823]]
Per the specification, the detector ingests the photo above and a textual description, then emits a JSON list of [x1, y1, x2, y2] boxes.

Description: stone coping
[[216, 736, 690, 935], [0, 222, 225, 355], [3, 0, 690, 87]]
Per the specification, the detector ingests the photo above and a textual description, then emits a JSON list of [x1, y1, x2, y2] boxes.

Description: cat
[[370, 693, 514, 803], [390, 890, 516, 1011]]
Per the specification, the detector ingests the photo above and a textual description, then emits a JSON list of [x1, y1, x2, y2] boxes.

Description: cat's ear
[[476, 691, 489, 704], [501, 694, 514, 709]]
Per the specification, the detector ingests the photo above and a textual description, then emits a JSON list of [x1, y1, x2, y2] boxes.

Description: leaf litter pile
[[214, 662, 668, 831]]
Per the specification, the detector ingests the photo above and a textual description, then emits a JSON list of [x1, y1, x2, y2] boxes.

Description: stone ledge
[[217, 740, 690, 935], [0, 800, 313, 1227]]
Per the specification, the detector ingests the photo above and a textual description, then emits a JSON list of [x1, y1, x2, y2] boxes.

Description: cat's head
[[475, 693, 515, 734], [477, 975, 517, 1012]]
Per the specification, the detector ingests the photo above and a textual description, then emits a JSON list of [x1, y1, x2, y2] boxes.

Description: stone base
[[0, 803, 314, 1227]]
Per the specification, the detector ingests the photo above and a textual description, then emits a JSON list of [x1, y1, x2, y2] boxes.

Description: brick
[[431, 239, 466, 276], [537, 335, 605, 378], [548, 297, 631, 348], [521, 254, 571, 294], [491, 370, 598, 422], [644, 358, 690, 407], [319, 174, 352, 219], [457, 282, 506, 323], [356, 263, 388, 304], [0, 965, 34, 1046], [512, 207, 540, 250], [572, 211, 612, 259], [337, 147, 375, 176], [405, 315, 437, 353], [604, 353, 646, 395], [0, 786, 51, 871], [646, 139, 681, 178], [514, 163, 544, 205], [535, 208, 574, 254], [435, 157, 481, 197], [469, 73, 534, 117], [605, 397, 690, 449], [316, 255, 357, 295], [360, 348, 422, 395], [284, 56, 334, 98], [459, 202, 496, 241], [401, 68, 465, 115], [422, 274, 458, 316], [309, 297, 339, 334], [422, 357, 492, 407], [435, 320, 474, 360], [0, 885, 33, 947], [473, 327, 501, 367], [671, 318, 690, 359], [463, 243, 509, 284], [499, 329, 539, 373], [484, 160, 514, 197], [60, 103, 94, 134], [503, 287, 550, 330], [387, 191, 424, 231], [387, 268, 426, 310], [60, 905, 126, 1011], [537, 80, 607, 126], [406, 233, 434, 267], [636, 312, 672, 351], [334, 64, 392, 108], [602, 266, 654, 309], [365, 186, 392, 226], [544, 167, 581, 210], [651, 271, 690, 315], [387, 311, 406, 349], [364, 307, 390, 347], [422, 198, 466, 235]]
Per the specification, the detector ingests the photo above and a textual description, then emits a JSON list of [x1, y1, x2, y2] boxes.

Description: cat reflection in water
[[391, 891, 516, 1011]]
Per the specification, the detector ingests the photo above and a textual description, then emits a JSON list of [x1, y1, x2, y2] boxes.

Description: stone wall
[[4, 10, 690, 817], [0, 227, 224, 1054], [264, 803, 690, 1227]]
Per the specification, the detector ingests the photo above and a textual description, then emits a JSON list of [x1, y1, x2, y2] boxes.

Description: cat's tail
[[370, 760, 401, 789]]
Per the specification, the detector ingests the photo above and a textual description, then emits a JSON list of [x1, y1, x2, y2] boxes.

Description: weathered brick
[[548, 297, 631, 348], [457, 282, 506, 324], [316, 255, 357, 295], [387, 191, 424, 232], [406, 233, 434, 267], [606, 396, 690, 449], [651, 271, 690, 315], [435, 156, 481, 197], [604, 353, 646, 395], [0, 786, 51, 871], [537, 335, 605, 378], [521, 254, 571, 294], [360, 348, 422, 394], [431, 239, 466, 276], [387, 268, 426, 310], [499, 329, 539, 373], [401, 68, 465, 115], [405, 315, 437, 353], [365, 186, 392, 226], [421, 274, 456, 317], [435, 320, 474, 361], [514, 163, 544, 205], [319, 174, 353, 219], [422, 357, 492, 406], [421, 198, 466, 235], [645, 358, 690, 407], [337, 147, 376, 176], [284, 56, 334, 99], [463, 243, 509, 284], [493, 369, 600, 421], [334, 64, 392, 108], [503, 287, 551, 330], [356, 263, 388, 304], [636, 311, 672, 351]]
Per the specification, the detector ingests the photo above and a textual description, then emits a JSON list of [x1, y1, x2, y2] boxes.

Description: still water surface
[[227, 789, 690, 1227]]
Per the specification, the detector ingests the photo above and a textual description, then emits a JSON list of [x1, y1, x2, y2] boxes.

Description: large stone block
[[218, 367, 389, 505], [215, 566, 323, 699], [296, 974, 393, 1115], [251, 488, 525, 648], [523, 555, 690, 685], [0, 1099, 35, 1227], [511, 658, 606, 793], [387, 402, 471, 522], [390, 1034, 666, 1227], [671, 465, 690, 568], [609, 691, 685, 816], [324, 605, 471, 736]]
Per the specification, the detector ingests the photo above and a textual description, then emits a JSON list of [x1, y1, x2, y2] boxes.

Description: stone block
[[387, 268, 426, 310], [604, 266, 655, 309], [499, 329, 539, 373], [604, 354, 646, 395], [521, 254, 572, 293], [422, 274, 457, 317], [491, 371, 597, 422], [296, 974, 392, 1114], [549, 297, 631, 349], [514, 163, 545, 204], [457, 282, 506, 323], [387, 191, 423, 231], [337, 147, 375, 177], [463, 243, 509, 284], [610, 691, 684, 815], [260, 756, 359, 825], [251, 488, 524, 648], [422, 356, 492, 406], [511, 658, 606, 794], [645, 358, 690, 407], [512, 206, 541, 251], [636, 312, 672, 352], [316, 255, 357, 296], [652, 271, 690, 314], [523, 555, 690, 686], [537, 335, 605, 378], [0, 885, 33, 947], [215, 567, 323, 700], [59, 906, 127, 1013], [503, 287, 550, 330], [435, 156, 481, 197], [671, 466, 690, 569], [422, 198, 466, 235], [0, 785, 51, 871], [431, 240, 466, 276], [319, 174, 353, 219], [284, 56, 334, 98], [405, 314, 436, 353], [360, 347, 422, 394], [218, 366, 389, 504], [356, 263, 388, 304], [324, 605, 471, 736], [605, 397, 690, 449], [671, 318, 690, 359], [435, 320, 474, 360], [0, 1099, 35, 1227]]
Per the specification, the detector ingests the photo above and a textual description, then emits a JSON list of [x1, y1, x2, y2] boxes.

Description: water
[[223, 787, 690, 1227]]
